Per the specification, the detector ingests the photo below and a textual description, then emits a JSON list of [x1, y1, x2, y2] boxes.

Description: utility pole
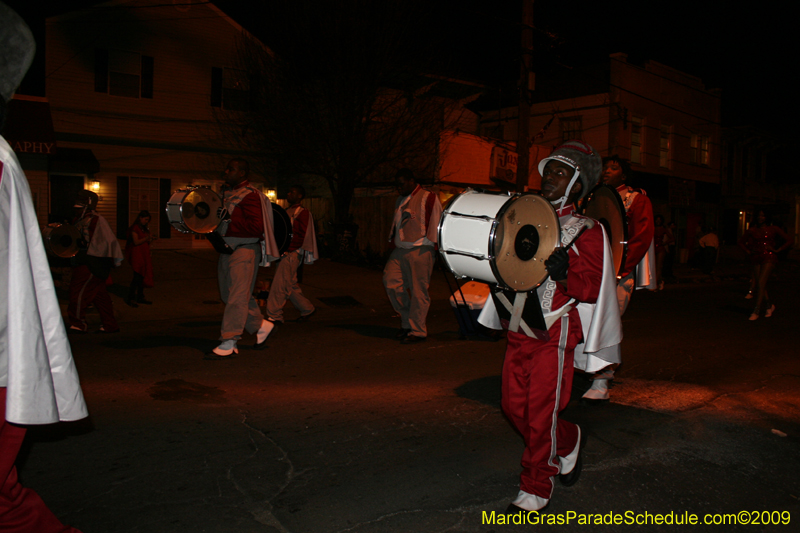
[[515, 0, 534, 193]]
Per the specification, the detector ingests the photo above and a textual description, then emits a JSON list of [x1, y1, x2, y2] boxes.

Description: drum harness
[[493, 218, 590, 338]]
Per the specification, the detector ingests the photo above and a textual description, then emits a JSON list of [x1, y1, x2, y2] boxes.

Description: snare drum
[[42, 223, 81, 258], [166, 187, 223, 234], [438, 190, 560, 292]]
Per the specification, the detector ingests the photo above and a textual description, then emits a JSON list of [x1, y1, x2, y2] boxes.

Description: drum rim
[[580, 183, 628, 276], [489, 192, 559, 291], [165, 186, 222, 234], [43, 222, 81, 258]]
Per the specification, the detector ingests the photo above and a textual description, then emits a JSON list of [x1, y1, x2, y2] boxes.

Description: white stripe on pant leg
[[547, 314, 569, 493]]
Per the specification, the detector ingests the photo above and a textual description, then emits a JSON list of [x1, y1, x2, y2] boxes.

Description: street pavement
[[20, 249, 800, 532]]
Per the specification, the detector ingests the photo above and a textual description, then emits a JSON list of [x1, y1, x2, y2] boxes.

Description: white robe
[[0, 136, 88, 424]]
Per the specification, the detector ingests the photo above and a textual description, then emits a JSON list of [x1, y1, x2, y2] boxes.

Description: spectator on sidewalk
[[124, 210, 156, 307], [698, 225, 719, 277]]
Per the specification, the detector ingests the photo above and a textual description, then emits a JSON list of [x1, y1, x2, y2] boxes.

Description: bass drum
[[438, 190, 560, 292], [580, 184, 627, 277], [42, 223, 81, 258], [165, 187, 223, 234], [271, 203, 293, 255]]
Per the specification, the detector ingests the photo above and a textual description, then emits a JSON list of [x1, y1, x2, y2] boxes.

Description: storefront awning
[[49, 148, 100, 174], [4, 96, 56, 155]]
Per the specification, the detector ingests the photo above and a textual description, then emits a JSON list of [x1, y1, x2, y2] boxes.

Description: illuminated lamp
[[90, 180, 100, 192]]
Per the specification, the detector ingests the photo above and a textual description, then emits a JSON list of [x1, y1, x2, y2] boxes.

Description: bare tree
[[215, 0, 473, 224]]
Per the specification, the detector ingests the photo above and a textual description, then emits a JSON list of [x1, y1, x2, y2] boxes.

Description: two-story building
[[476, 53, 722, 260], [36, 0, 263, 248]]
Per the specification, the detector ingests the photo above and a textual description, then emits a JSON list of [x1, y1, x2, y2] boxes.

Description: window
[[690, 134, 710, 166], [95, 48, 153, 98], [128, 177, 161, 225], [630, 116, 643, 164], [211, 67, 250, 111], [659, 124, 671, 168], [481, 123, 504, 139], [560, 116, 582, 142]]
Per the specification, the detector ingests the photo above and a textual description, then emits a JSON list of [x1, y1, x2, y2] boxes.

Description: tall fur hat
[[537, 140, 602, 200], [0, 1, 35, 103]]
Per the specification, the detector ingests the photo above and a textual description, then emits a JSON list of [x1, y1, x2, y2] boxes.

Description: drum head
[[43, 223, 81, 258], [491, 194, 559, 291], [580, 184, 627, 276], [272, 203, 293, 255], [181, 188, 222, 234]]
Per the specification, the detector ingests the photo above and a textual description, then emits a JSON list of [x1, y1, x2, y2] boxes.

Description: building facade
[[478, 53, 723, 260], [41, 0, 267, 248]]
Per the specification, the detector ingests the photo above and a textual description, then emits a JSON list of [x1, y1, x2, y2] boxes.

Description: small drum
[[580, 184, 627, 276], [42, 223, 81, 258], [166, 187, 223, 234], [271, 203, 293, 255], [438, 190, 560, 291]]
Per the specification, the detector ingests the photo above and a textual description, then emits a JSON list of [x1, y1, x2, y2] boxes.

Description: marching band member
[[581, 155, 655, 401], [68, 190, 124, 333], [478, 141, 622, 512], [1, 3, 88, 529], [207, 158, 280, 359], [383, 168, 443, 344], [265, 184, 319, 326]]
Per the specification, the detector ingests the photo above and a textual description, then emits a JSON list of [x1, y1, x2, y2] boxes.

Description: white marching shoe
[[254, 319, 276, 349], [205, 339, 238, 360], [510, 490, 549, 512]]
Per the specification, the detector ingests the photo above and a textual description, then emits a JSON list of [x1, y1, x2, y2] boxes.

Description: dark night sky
[[6, 0, 795, 136]]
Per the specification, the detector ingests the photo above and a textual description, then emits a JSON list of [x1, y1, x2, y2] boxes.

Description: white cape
[[257, 192, 281, 267], [478, 224, 623, 373], [635, 239, 657, 290], [0, 136, 88, 424], [291, 205, 319, 265]]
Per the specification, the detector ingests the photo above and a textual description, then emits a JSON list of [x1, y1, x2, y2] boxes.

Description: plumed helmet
[[0, 2, 36, 103], [537, 140, 602, 201]]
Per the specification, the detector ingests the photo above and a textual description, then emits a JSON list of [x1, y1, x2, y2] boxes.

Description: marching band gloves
[[545, 247, 570, 281]]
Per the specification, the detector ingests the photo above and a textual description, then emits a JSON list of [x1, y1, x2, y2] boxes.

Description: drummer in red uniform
[[206, 158, 281, 359], [581, 155, 655, 401], [478, 140, 622, 513]]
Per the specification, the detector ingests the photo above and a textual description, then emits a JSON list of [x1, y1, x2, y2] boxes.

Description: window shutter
[[159, 178, 172, 238], [211, 67, 222, 107], [116, 176, 129, 239], [95, 48, 109, 93], [141, 55, 154, 99]]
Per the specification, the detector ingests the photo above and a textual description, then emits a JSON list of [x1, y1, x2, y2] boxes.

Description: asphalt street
[[19, 250, 800, 532]]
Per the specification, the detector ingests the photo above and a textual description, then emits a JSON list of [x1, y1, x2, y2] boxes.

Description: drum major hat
[[538, 140, 602, 209], [0, 1, 36, 103]]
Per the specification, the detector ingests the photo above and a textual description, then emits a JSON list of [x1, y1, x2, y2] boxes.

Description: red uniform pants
[[0, 389, 81, 532], [502, 312, 582, 499], [68, 264, 118, 332]]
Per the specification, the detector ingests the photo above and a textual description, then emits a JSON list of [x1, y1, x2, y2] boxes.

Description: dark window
[[211, 67, 249, 111], [95, 48, 154, 99]]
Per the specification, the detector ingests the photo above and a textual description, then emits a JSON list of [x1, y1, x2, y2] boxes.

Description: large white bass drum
[[438, 189, 560, 292], [165, 187, 223, 234]]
